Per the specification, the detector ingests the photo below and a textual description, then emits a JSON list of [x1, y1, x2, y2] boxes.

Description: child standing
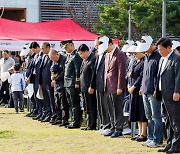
[[8, 64, 25, 113]]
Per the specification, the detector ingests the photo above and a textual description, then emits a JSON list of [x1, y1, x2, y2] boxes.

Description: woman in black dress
[[128, 51, 147, 142]]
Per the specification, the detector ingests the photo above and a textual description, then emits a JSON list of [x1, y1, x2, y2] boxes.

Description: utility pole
[[162, 0, 166, 37], [128, 2, 133, 40]]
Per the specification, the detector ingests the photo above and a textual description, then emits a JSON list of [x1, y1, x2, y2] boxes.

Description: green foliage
[[94, 0, 180, 40]]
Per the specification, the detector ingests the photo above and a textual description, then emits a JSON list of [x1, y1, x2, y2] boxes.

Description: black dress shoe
[[158, 144, 171, 152], [51, 120, 62, 125], [81, 127, 96, 131], [38, 116, 46, 121], [135, 135, 147, 142], [166, 148, 180, 153], [59, 122, 69, 127], [110, 131, 123, 138], [65, 124, 80, 129], [41, 117, 51, 122], [32, 114, 42, 120]]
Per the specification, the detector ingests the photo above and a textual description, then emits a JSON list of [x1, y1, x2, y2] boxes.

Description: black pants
[[0, 80, 9, 104], [96, 91, 110, 129], [42, 84, 55, 118], [163, 100, 180, 149], [105, 92, 124, 132], [82, 92, 97, 129], [65, 87, 81, 127], [12, 91, 24, 112], [54, 89, 69, 123]]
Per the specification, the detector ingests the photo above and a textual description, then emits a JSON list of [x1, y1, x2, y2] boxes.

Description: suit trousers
[[82, 92, 97, 129], [105, 92, 124, 132], [42, 84, 55, 118], [96, 91, 110, 130], [65, 87, 81, 127], [54, 89, 69, 123], [163, 100, 180, 149]]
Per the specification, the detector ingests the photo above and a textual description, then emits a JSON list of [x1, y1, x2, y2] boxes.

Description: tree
[[94, 0, 180, 40]]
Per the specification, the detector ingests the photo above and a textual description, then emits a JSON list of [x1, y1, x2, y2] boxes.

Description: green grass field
[[0, 107, 162, 154]]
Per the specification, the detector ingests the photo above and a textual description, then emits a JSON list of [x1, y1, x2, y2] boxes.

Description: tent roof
[[0, 18, 98, 41]]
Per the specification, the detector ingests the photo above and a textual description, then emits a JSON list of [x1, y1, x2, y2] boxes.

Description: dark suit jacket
[[29, 51, 44, 86], [40, 54, 52, 86], [104, 47, 126, 94], [64, 50, 82, 88], [51, 54, 66, 92], [26, 53, 35, 83], [156, 52, 180, 102], [80, 53, 96, 93], [91, 52, 106, 93]]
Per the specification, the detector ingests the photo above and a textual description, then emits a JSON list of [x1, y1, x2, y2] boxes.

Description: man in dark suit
[[89, 37, 110, 133], [103, 37, 126, 138], [156, 37, 180, 153], [49, 49, 69, 126], [27, 42, 44, 120], [20, 43, 36, 117], [78, 44, 97, 130], [39, 42, 55, 123], [60, 40, 82, 129]]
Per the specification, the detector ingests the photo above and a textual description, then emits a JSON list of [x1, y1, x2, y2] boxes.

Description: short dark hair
[[14, 64, 21, 71], [156, 37, 172, 48], [108, 38, 113, 44], [11, 51, 16, 55], [29, 42, 40, 49], [3, 50, 9, 54], [176, 46, 180, 51], [43, 42, 50, 48], [78, 44, 89, 52]]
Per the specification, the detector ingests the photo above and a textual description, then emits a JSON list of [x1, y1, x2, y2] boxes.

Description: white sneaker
[[142, 139, 153, 146], [95, 129, 103, 134], [147, 141, 163, 148]]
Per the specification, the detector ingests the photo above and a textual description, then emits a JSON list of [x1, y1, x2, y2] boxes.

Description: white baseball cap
[[126, 41, 140, 52], [98, 36, 109, 55], [20, 43, 30, 56], [172, 40, 180, 50], [121, 40, 134, 52], [135, 36, 153, 52]]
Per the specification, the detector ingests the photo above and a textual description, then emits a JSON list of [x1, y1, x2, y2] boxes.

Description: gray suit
[[157, 52, 180, 149]]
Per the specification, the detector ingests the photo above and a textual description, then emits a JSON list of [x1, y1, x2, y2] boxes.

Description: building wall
[[40, 0, 112, 31], [0, 0, 40, 22]]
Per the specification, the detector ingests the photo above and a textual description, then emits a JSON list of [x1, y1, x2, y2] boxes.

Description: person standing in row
[[104, 37, 126, 138], [127, 43, 147, 142], [138, 36, 163, 148], [49, 49, 69, 126], [78, 44, 97, 130], [89, 36, 111, 133], [0, 50, 15, 106], [40, 42, 55, 123], [60, 40, 82, 129], [8, 64, 25, 113], [156, 37, 180, 153], [27, 42, 44, 120]]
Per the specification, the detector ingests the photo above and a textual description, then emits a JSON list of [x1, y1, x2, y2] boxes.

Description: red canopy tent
[[0, 18, 98, 50]]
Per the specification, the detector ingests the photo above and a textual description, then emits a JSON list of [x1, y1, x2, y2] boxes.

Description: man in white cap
[[89, 36, 111, 133], [138, 36, 163, 148], [0, 50, 15, 106], [172, 40, 180, 55]]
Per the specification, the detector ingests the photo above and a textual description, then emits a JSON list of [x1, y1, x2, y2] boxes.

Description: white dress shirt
[[159, 51, 173, 91]]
